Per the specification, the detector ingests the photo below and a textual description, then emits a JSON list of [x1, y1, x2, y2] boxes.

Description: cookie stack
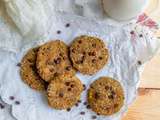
[[20, 35, 124, 116]]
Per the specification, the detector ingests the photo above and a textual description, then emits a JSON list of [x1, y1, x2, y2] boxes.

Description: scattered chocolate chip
[[9, 96, 15, 100], [75, 103, 79, 107], [99, 57, 103, 60], [83, 52, 86, 55], [78, 100, 81, 103], [80, 111, 85, 115], [0, 103, 5, 109], [92, 44, 96, 48], [54, 58, 61, 64], [92, 115, 97, 119], [94, 92, 100, 99], [83, 84, 86, 91], [130, 31, 135, 35], [66, 66, 72, 71], [139, 34, 143, 37], [65, 82, 70, 86], [108, 95, 114, 99], [57, 30, 61, 34], [59, 53, 63, 56], [59, 93, 64, 97], [83, 102, 87, 105], [15, 101, 20, 105], [138, 61, 142, 65], [76, 60, 83, 64], [67, 108, 71, 112], [16, 63, 21, 67], [92, 59, 96, 63], [86, 105, 91, 109], [68, 88, 72, 91], [54, 72, 59, 77], [105, 86, 109, 90], [65, 23, 70, 27]]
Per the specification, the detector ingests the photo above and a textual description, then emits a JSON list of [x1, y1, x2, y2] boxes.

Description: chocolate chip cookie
[[47, 75, 83, 109], [88, 77, 125, 115], [70, 35, 109, 75], [20, 47, 46, 91], [36, 40, 76, 82]]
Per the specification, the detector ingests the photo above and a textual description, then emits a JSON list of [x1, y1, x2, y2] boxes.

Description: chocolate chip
[[54, 72, 59, 77], [65, 23, 70, 27], [59, 93, 64, 97], [114, 104, 118, 108], [68, 88, 72, 91], [88, 52, 96, 56], [92, 59, 96, 63], [78, 100, 81, 103], [78, 40, 82, 44], [76, 60, 83, 64], [16, 63, 21, 67], [92, 44, 96, 48], [65, 82, 70, 86], [83, 52, 86, 55], [49, 68, 54, 73], [57, 30, 61, 34], [111, 91, 116, 96], [80, 111, 85, 115], [0, 103, 5, 109], [86, 105, 91, 109], [66, 66, 71, 71], [28, 59, 33, 63], [130, 31, 135, 35], [9, 96, 15, 100], [139, 34, 143, 37], [59, 53, 63, 56], [83, 102, 87, 105], [54, 58, 61, 64], [105, 86, 109, 90], [15, 101, 20, 105], [71, 49, 75, 53], [108, 95, 114, 99], [92, 115, 97, 119], [138, 61, 142, 65], [97, 113, 100, 116], [99, 57, 103, 60], [67, 108, 71, 112], [83, 84, 86, 91], [75, 103, 79, 107], [94, 92, 100, 99]]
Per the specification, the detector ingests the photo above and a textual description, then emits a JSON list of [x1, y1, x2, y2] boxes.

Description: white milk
[[103, 0, 149, 21]]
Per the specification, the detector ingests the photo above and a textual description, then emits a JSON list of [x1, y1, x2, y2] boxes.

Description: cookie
[[36, 40, 76, 82], [47, 75, 83, 109], [70, 35, 109, 75], [20, 47, 46, 91], [88, 77, 124, 115]]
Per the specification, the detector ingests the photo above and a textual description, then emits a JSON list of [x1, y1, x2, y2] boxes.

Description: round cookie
[[70, 35, 109, 75], [88, 77, 125, 116], [20, 47, 46, 91], [47, 75, 83, 109], [36, 40, 76, 82]]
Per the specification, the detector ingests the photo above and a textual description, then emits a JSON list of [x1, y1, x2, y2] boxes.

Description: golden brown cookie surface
[[36, 40, 76, 82], [47, 76, 83, 109], [88, 77, 124, 116], [70, 35, 109, 75], [20, 47, 46, 91]]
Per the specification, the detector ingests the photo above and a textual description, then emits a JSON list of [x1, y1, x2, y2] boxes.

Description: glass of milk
[[102, 0, 149, 21]]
